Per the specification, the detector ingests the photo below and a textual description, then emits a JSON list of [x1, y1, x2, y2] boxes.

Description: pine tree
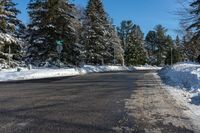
[[180, 29, 200, 61], [189, 0, 200, 39], [154, 25, 168, 66], [165, 48, 181, 65], [125, 25, 147, 66], [145, 31, 157, 65], [108, 23, 124, 65], [82, 0, 111, 65], [117, 20, 134, 52], [0, 0, 23, 68], [164, 35, 176, 65], [175, 35, 184, 62], [0, 0, 22, 34], [185, 0, 200, 61], [117, 20, 135, 65], [175, 36, 181, 47], [27, 0, 80, 66], [183, 32, 200, 61], [0, 1, 6, 32], [145, 25, 175, 66]]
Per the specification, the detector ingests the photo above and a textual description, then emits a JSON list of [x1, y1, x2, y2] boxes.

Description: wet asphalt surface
[[0, 70, 196, 133]]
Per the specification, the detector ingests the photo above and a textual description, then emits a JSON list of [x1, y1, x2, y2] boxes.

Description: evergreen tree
[[180, 30, 200, 61], [117, 20, 134, 51], [154, 25, 168, 66], [117, 20, 135, 65], [0, 1, 6, 32], [145, 25, 175, 66], [177, 0, 200, 62], [164, 35, 176, 65], [188, 0, 200, 39], [108, 23, 124, 65], [125, 25, 147, 66], [175, 35, 181, 47], [165, 48, 180, 65], [162, 35, 184, 65], [183, 32, 200, 61], [175, 35, 184, 62], [145, 31, 157, 65], [82, 0, 111, 65], [185, 0, 200, 61], [27, 0, 80, 66], [0, 0, 22, 34], [0, 0, 23, 68]]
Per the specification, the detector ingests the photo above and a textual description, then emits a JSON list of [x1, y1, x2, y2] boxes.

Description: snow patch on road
[[0, 65, 130, 82]]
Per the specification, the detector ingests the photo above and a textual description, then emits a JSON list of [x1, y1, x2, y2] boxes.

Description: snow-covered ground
[[160, 62, 200, 103], [0, 64, 164, 82], [161, 62, 200, 91], [159, 62, 200, 130], [0, 65, 130, 82], [134, 64, 162, 70]]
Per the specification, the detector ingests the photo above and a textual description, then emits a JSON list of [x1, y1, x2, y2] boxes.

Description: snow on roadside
[[0, 65, 130, 82], [81, 65, 129, 73], [134, 64, 162, 70], [159, 62, 200, 131], [161, 62, 200, 90], [160, 62, 200, 103], [155, 73, 200, 131]]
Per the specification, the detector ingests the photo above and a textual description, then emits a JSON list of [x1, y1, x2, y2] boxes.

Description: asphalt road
[[0, 70, 196, 133]]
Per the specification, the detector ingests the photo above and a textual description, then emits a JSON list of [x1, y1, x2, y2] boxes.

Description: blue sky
[[14, 0, 181, 37]]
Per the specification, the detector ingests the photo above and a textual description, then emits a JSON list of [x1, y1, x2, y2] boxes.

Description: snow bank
[[134, 64, 162, 70], [0, 65, 130, 82], [0, 68, 79, 81], [81, 65, 129, 73], [160, 62, 200, 105], [161, 62, 200, 91]]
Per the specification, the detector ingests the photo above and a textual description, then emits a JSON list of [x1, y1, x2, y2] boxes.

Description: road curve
[[0, 70, 196, 133]]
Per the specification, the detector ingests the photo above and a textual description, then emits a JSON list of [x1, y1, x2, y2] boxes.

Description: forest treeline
[[0, 0, 199, 68]]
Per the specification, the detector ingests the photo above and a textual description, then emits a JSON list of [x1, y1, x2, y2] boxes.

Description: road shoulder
[[125, 71, 196, 133], [154, 73, 200, 133]]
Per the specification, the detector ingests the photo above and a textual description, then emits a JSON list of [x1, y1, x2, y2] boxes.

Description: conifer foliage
[[117, 20, 146, 66], [189, 0, 200, 39], [186, 0, 200, 60], [0, 0, 22, 34], [27, 0, 80, 66], [126, 25, 147, 66], [145, 25, 175, 66], [0, 0, 23, 68], [108, 24, 124, 65], [82, 0, 112, 65]]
